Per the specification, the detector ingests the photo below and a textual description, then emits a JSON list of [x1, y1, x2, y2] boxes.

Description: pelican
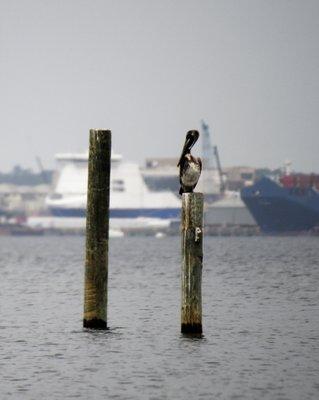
[[177, 130, 202, 195]]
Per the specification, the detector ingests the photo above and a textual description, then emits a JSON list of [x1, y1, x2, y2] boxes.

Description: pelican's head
[[177, 130, 200, 166]]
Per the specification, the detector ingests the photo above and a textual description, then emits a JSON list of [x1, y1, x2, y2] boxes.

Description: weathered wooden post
[[83, 129, 111, 329], [181, 192, 203, 335]]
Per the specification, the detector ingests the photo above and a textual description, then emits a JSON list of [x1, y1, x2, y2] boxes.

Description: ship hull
[[241, 177, 319, 233], [50, 207, 180, 219]]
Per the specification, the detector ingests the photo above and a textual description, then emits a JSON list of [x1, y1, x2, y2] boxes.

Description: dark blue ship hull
[[241, 177, 319, 233]]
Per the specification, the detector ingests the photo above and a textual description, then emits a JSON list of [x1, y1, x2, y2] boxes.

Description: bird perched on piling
[[177, 130, 202, 195]]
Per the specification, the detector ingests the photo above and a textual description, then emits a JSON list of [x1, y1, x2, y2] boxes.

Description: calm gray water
[[0, 236, 318, 399]]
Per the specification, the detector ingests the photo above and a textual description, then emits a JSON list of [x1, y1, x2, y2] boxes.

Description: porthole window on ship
[[50, 193, 63, 199], [112, 179, 125, 192]]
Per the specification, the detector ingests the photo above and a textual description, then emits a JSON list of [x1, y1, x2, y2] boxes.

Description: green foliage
[[0, 165, 53, 186]]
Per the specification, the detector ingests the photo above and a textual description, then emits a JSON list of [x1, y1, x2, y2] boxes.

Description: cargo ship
[[241, 174, 319, 233]]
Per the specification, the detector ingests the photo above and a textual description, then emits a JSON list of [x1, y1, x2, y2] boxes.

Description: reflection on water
[[0, 236, 318, 399]]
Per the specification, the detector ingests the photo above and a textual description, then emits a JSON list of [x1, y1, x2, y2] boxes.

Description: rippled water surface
[[0, 236, 318, 399]]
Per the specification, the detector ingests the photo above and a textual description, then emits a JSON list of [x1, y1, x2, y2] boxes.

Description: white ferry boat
[[43, 152, 180, 229]]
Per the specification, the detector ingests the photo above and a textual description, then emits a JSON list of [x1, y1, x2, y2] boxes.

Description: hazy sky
[[1, 0, 318, 172]]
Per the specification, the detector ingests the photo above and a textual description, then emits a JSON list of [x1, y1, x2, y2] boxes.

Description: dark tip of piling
[[83, 318, 108, 330], [181, 323, 202, 335]]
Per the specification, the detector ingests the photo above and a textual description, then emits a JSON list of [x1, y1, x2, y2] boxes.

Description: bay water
[[0, 236, 318, 399]]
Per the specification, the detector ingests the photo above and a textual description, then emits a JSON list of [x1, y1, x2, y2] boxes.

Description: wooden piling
[[181, 192, 204, 334], [83, 129, 111, 329]]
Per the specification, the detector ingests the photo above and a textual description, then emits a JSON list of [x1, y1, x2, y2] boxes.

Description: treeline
[[0, 165, 53, 186]]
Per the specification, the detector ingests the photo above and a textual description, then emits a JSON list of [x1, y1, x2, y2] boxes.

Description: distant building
[[0, 184, 50, 215], [223, 166, 256, 191], [0, 165, 54, 216]]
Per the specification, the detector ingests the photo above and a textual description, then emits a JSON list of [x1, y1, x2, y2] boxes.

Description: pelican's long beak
[[177, 136, 193, 167], [177, 130, 199, 166]]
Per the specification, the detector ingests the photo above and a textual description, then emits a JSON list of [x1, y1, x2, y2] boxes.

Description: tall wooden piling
[[83, 129, 111, 329], [181, 192, 204, 334]]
